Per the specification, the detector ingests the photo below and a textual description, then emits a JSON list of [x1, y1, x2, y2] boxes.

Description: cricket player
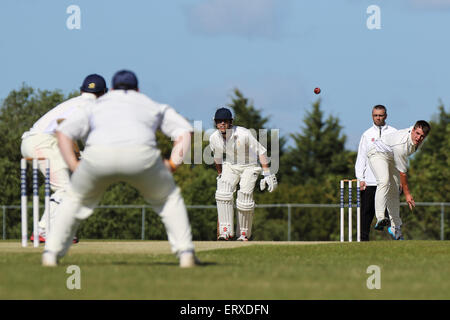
[[42, 70, 199, 268], [367, 120, 431, 240], [209, 107, 277, 241], [21, 74, 108, 242], [355, 105, 397, 241]]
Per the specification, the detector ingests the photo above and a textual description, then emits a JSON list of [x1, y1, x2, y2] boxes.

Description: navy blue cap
[[112, 70, 138, 90], [80, 74, 108, 93], [214, 107, 233, 120]]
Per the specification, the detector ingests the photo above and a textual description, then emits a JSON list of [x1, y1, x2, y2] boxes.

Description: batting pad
[[215, 179, 235, 236], [236, 190, 254, 238], [236, 190, 254, 211]]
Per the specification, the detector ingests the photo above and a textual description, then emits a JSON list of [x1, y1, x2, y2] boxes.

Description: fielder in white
[[42, 70, 199, 268], [21, 74, 108, 242], [209, 107, 277, 241], [367, 120, 431, 240]]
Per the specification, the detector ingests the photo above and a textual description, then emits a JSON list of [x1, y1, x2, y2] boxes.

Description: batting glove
[[260, 172, 277, 192]]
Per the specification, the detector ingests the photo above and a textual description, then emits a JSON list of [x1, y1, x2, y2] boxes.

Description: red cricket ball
[[314, 87, 321, 94]]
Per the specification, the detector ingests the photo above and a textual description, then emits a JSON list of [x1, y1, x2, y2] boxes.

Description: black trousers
[[360, 186, 389, 241]]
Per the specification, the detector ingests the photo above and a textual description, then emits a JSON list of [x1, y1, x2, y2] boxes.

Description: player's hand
[[405, 193, 415, 211], [69, 160, 80, 172], [260, 173, 278, 192], [164, 159, 177, 173], [360, 181, 366, 191]]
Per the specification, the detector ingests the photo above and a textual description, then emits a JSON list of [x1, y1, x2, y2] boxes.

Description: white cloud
[[184, 0, 291, 39]]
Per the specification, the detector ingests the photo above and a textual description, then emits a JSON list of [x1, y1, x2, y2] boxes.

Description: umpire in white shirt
[[42, 70, 198, 267], [355, 105, 397, 241]]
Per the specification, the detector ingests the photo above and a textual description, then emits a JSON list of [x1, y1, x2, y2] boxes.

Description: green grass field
[[1, 240, 449, 300]]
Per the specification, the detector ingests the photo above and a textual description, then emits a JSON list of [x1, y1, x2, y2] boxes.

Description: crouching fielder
[[210, 107, 277, 241], [20, 74, 108, 242], [367, 120, 431, 240], [42, 70, 198, 268]]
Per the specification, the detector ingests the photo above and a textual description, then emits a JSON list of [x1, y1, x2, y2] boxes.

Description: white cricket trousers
[[367, 149, 402, 228], [45, 145, 194, 258], [222, 163, 262, 193], [21, 133, 71, 230], [220, 163, 261, 237]]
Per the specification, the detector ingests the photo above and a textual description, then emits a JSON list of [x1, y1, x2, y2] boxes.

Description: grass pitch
[[0, 240, 449, 300]]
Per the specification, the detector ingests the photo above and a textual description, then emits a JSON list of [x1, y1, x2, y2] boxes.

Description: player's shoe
[[30, 233, 46, 243], [236, 235, 249, 241], [30, 234, 78, 244], [178, 250, 201, 268], [374, 218, 390, 231], [217, 233, 230, 241], [42, 251, 58, 267], [387, 226, 404, 240]]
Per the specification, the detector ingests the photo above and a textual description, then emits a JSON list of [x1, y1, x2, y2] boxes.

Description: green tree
[[0, 85, 79, 238], [281, 99, 354, 185], [407, 103, 450, 239], [0, 84, 73, 205], [409, 103, 450, 202], [228, 88, 269, 130]]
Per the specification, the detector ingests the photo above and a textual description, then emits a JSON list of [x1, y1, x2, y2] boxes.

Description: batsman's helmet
[[80, 74, 108, 94], [112, 70, 138, 90], [214, 107, 233, 120]]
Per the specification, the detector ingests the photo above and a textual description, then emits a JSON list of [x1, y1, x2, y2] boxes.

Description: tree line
[[0, 85, 448, 240]]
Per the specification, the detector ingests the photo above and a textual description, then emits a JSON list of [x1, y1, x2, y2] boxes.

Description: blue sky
[[1, 0, 449, 150]]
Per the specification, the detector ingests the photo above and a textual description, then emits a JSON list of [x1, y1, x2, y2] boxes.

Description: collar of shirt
[[372, 123, 390, 132], [220, 126, 236, 142], [80, 92, 97, 99]]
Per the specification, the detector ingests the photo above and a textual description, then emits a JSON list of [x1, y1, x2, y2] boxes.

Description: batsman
[[209, 107, 278, 241]]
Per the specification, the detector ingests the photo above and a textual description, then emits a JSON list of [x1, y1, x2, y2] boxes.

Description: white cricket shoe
[[179, 250, 200, 268], [42, 251, 58, 267], [387, 226, 404, 240], [237, 235, 249, 241], [217, 233, 230, 241]]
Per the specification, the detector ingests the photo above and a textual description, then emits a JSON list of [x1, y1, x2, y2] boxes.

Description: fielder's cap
[[80, 74, 108, 93], [112, 70, 138, 90], [214, 107, 233, 120]]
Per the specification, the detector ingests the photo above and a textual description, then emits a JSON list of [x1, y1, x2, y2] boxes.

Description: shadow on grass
[[58, 260, 220, 267]]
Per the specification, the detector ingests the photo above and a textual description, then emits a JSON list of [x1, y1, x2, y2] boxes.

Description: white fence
[[2, 202, 449, 241]]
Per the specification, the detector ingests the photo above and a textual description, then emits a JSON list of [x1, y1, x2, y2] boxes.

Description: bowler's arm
[[399, 172, 415, 210]]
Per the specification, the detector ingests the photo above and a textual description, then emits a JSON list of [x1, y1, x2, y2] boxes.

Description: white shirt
[[22, 93, 97, 138], [355, 124, 397, 185], [370, 127, 417, 173], [209, 126, 267, 165], [57, 90, 193, 147]]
